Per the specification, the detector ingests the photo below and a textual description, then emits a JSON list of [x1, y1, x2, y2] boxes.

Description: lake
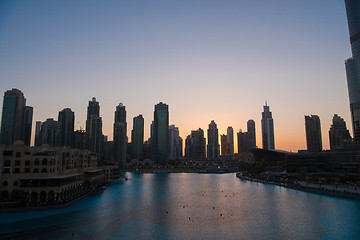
[[0, 172, 359, 239]]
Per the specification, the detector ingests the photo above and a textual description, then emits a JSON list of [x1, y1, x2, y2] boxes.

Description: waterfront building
[[261, 102, 275, 150], [85, 97, 100, 150], [169, 125, 182, 160], [187, 128, 206, 161], [329, 114, 352, 151], [247, 120, 256, 150], [227, 127, 234, 155], [131, 115, 144, 160], [0, 89, 33, 146], [58, 108, 75, 147], [153, 102, 169, 165], [113, 103, 127, 168], [345, 0, 360, 143], [0, 141, 104, 205], [207, 120, 220, 160], [220, 134, 228, 155], [305, 115, 323, 152], [39, 118, 62, 147]]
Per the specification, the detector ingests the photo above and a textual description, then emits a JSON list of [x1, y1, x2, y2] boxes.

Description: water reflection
[[0, 173, 360, 240]]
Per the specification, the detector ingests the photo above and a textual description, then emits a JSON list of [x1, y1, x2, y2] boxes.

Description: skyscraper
[[34, 121, 42, 146], [220, 134, 228, 155], [305, 115, 322, 152], [247, 120, 256, 150], [187, 128, 206, 161], [39, 118, 62, 147], [169, 124, 182, 160], [131, 114, 144, 160], [85, 97, 100, 149], [329, 114, 352, 151], [261, 102, 275, 150], [207, 120, 220, 160], [0, 89, 32, 146], [58, 108, 74, 147], [227, 126, 234, 155], [237, 130, 248, 153], [113, 103, 127, 167], [153, 102, 169, 165], [345, 0, 360, 142], [89, 116, 102, 156]]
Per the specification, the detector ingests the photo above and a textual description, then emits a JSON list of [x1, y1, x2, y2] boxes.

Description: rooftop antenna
[[265, 100, 267, 106]]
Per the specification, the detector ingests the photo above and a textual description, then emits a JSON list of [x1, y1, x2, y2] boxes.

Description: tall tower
[[85, 97, 100, 149], [188, 128, 206, 161], [247, 119, 256, 150], [0, 88, 32, 146], [261, 102, 275, 150], [305, 115, 323, 152], [58, 108, 75, 147], [207, 120, 220, 160], [226, 126, 234, 155], [113, 103, 127, 168], [39, 118, 62, 147], [153, 102, 169, 165], [131, 114, 144, 160], [345, 0, 360, 142]]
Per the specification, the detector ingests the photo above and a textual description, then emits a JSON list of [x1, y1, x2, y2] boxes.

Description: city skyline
[[0, 0, 351, 152]]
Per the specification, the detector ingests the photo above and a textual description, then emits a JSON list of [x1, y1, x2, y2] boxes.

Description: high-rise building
[[237, 130, 248, 153], [22, 106, 33, 146], [39, 118, 62, 147], [169, 125, 182, 160], [85, 97, 100, 149], [207, 120, 220, 160], [0, 89, 32, 146], [34, 121, 42, 146], [131, 115, 144, 160], [186, 128, 206, 161], [261, 102, 275, 150], [113, 103, 127, 168], [329, 114, 352, 151], [227, 126, 234, 155], [247, 120, 256, 150], [58, 108, 74, 147], [220, 134, 228, 155], [153, 102, 169, 165], [89, 116, 102, 156], [345, 0, 360, 142], [305, 115, 323, 152], [74, 129, 85, 150]]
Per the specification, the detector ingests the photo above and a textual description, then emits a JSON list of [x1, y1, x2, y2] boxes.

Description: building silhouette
[[85, 97, 100, 150], [131, 114, 144, 160], [0, 89, 33, 146], [345, 0, 360, 143], [261, 102, 275, 150], [305, 115, 323, 152], [227, 126, 234, 155], [113, 103, 127, 168], [58, 108, 74, 147], [169, 125, 182, 160], [237, 130, 248, 153], [207, 120, 220, 160], [39, 118, 62, 147], [329, 114, 352, 151], [153, 102, 169, 165], [247, 120, 256, 150], [186, 128, 206, 161], [220, 134, 228, 155]]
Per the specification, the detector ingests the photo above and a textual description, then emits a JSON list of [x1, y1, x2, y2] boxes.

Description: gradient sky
[[0, 0, 352, 152]]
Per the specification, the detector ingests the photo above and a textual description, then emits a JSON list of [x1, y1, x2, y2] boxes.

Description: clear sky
[[0, 0, 352, 152]]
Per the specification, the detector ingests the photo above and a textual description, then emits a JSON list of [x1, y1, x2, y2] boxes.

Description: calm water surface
[[0, 173, 359, 240]]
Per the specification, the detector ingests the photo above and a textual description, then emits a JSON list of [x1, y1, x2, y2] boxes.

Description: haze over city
[[0, 0, 351, 152]]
